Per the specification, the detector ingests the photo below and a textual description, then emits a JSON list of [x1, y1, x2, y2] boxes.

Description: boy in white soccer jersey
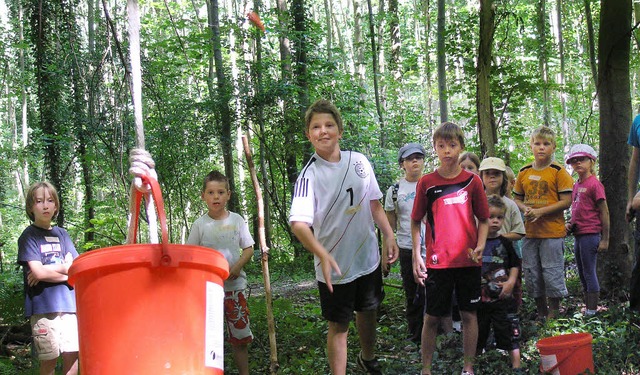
[[289, 99, 398, 375]]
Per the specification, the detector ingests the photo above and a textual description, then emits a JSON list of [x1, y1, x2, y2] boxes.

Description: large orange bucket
[[68, 175, 229, 374], [536, 332, 594, 375]]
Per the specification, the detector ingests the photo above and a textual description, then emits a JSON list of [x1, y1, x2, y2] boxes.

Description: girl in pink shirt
[[566, 144, 610, 316]]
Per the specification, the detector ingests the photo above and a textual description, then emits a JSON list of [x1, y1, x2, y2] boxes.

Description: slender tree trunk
[[366, 0, 384, 145], [536, 0, 550, 127], [352, 0, 366, 104], [19, 1, 29, 196], [437, 0, 448, 122], [291, 0, 309, 258], [323, 0, 332, 61], [584, 0, 597, 87], [207, 0, 237, 212], [555, 0, 568, 141], [476, 0, 496, 158], [598, 0, 632, 298], [252, 0, 272, 248], [389, 0, 400, 82], [423, 0, 434, 126]]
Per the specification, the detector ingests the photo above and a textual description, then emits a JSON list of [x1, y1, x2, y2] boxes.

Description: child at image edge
[[566, 144, 610, 316], [289, 99, 398, 375], [18, 181, 79, 375], [187, 171, 254, 375], [411, 122, 489, 375], [476, 195, 522, 372], [513, 126, 573, 320]]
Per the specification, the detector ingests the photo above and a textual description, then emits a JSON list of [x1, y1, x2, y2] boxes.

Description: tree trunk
[[291, 0, 310, 258], [389, 0, 400, 82], [476, 0, 496, 158], [584, 0, 597, 87], [598, 0, 632, 298], [207, 0, 238, 212], [536, 0, 550, 127], [31, 0, 67, 226], [366, 0, 384, 145], [555, 0, 568, 141], [353, 0, 366, 104], [252, 0, 272, 248], [437, 0, 448, 122]]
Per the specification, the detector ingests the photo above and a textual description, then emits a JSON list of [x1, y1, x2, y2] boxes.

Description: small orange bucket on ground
[[68, 175, 229, 374], [536, 332, 594, 375]]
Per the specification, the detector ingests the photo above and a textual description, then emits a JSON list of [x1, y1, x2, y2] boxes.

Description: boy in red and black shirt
[[411, 122, 489, 375]]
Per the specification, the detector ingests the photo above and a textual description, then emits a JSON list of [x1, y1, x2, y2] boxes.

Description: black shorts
[[425, 267, 481, 317], [477, 300, 520, 351], [318, 265, 384, 324]]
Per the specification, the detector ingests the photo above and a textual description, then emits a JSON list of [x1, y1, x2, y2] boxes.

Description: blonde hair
[[25, 181, 59, 222], [530, 126, 556, 145]]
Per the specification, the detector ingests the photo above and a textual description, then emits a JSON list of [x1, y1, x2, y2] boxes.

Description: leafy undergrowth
[[2, 264, 640, 374], [235, 269, 640, 374]]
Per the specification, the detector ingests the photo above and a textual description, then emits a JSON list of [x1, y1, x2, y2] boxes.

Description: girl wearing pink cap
[[566, 144, 610, 316]]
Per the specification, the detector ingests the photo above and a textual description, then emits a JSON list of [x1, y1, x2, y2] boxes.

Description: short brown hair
[[433, 122, 465, 149], [202, 170, 230, 192], [304, 99, 344, 133], [25, 181, 59, 221]]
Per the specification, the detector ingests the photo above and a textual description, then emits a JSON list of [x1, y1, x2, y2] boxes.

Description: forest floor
[[3, 267, 640, 374]]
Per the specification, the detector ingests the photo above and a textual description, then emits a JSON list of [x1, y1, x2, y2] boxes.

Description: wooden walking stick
[[242, 135, 278, 374]]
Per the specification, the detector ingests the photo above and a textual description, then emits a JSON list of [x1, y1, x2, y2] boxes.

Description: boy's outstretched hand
[[318, 252, 341, 293]]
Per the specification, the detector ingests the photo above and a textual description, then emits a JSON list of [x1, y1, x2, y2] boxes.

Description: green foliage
[[241, 263, 640, 374], [0, 268, 25, 326]]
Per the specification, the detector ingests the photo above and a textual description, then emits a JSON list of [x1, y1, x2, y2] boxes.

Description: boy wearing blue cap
[[384, 143, 429, 348]]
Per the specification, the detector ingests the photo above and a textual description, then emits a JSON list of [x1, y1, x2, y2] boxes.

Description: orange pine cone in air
[[247, 11, 265, 32]]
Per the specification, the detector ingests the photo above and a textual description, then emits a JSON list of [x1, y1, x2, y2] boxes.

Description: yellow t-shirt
[[513, 161, 573, 238]]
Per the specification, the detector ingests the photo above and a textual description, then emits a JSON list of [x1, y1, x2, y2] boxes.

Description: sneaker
[[357, 351, 383, 375], [461, 371, 474, 375], [452, 320, 462, 333]]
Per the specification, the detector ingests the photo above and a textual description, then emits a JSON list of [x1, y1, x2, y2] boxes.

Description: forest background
[[0, 0, 639, 365]]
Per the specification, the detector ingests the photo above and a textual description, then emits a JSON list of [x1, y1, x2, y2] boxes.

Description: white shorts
[[30, 313, 79, 360]]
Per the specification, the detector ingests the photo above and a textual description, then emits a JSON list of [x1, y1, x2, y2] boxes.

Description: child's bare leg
[[327, 321, 349, 375], [232, 343, 249, 375], [421, 315, 440, 375], [440, 315, 453, 334], [510, 348, 522, 369], [61, 352, 79, 375], [534, 297, 548, 319], [547, 297, 561, 319], [355, 310, 377, 360], [460, 310, 478, 373], [39, 358, 57, 375]]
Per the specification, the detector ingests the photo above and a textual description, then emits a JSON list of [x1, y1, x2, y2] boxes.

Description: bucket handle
[[539, 342, 592, 374], [128, 174, 172, 266]]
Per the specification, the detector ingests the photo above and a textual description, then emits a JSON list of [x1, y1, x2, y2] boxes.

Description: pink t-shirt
[[411, 169, 489, 269], [570, 175, 606, 235]]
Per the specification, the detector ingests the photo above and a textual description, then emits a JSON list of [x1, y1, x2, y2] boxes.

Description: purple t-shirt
[[570, 175, 606, 235], [17, 225, 78, 317]]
